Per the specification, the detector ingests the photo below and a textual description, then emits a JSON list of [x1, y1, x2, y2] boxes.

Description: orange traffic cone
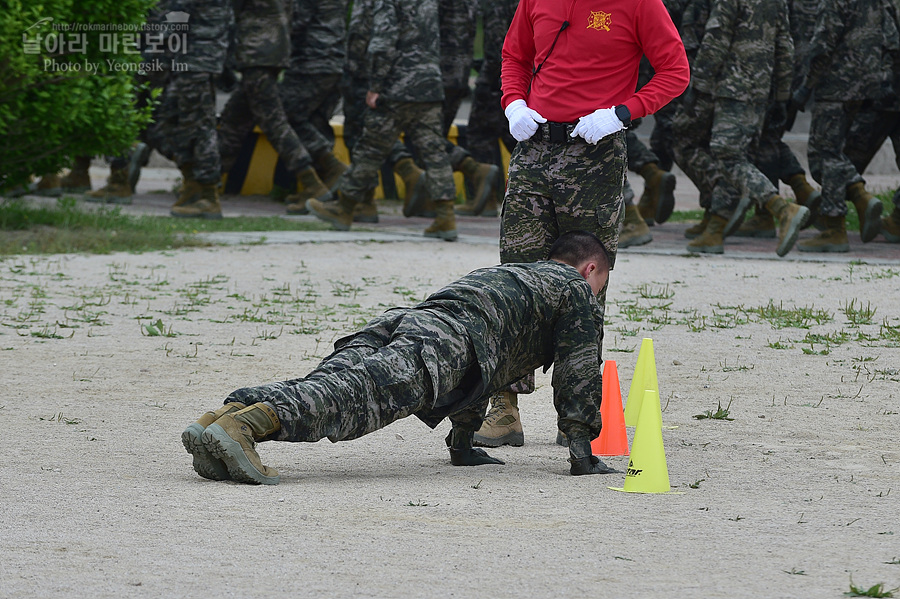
[[610, 389, 674, 494], [591, 360, 629, 456], [624, 338, 659, 427]]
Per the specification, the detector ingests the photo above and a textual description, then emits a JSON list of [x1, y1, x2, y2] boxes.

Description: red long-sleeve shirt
[[501, 0, 690, 123]]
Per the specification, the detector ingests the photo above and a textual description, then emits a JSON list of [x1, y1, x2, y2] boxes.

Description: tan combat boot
[[171, 182, 222, 219], [286, 167, 333, 214], [686, 213, 726, 254], [394, 157, 430, 217], [201, 403, 281, 485], [314, 151, 348, 189], [787, 173, 821, 230], [60, 156, 92, 192], [307, 189, 357, 230], [637, 162, 676, 225], [455, 156, 500, 216], [86, 167, 133, 204], [424, 200, 458, 241], [619, 204, 652, 247], [766, 195, 810, 256], [182, 402, 246, 480], [353, 189, 379, 223], [684, 210, 711, 239], [846, 181, 883, 243], [798, 215, 850, 252], [881, 205, 900, 242], [733, 207, 776, 238], [473, 392, 524, 447]]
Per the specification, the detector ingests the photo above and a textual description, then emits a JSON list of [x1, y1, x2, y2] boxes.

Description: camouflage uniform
[[217, 0, 317, 177], [439, 0, 478, 134], [224, 261, 605, 457], [465, 0, 519, 166], [147, 0, 232, 184], [802, 0, 899, 217], [686, 0, 794, 218], [338, 0, 455, 203], [279, 0, 347, 159]]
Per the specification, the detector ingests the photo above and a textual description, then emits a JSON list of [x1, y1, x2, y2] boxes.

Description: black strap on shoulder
[[527, 20, 569, 95]]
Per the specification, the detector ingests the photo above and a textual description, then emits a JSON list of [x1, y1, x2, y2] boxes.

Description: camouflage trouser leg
[[626, 129, 659, 174], [753, 103, 803, 185], [466, 80, 516, 166], [672, 92, 719, 204], [499, 133, 626, 394], [442, 85, 470, 135], [341, 101, 455, 201], [280, 72, 341, 158], [218, 67, 313, 177], [227, 310, 479, 443], [650, 101, 678, 172], [808, 101, 865, 217], [148, 71, 220, 183], [844, 106, 900, 174], [709, 98, 777, 218]]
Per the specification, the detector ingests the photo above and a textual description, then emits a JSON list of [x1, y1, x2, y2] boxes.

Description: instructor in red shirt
[[474, 0, 689, 448]]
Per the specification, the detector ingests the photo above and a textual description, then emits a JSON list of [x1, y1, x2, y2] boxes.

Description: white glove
[[504, 99, 547, 142], [570, 107, 624, 144]]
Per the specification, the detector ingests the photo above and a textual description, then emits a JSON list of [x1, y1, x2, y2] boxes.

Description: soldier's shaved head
[[547, 230, 611, 273]]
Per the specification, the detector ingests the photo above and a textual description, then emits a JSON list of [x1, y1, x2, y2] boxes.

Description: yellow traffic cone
[[610, 389, 672, 493], [624, 338, 659, 427]]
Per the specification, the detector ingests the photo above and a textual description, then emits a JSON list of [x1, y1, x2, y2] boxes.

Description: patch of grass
[[842, 299, 877, 326], [694, 399, 734, 421], [753, 300, 833, 329], [845, 577, 898, 598], [0, 197, 329, 255], [668, 209, 707, 223]]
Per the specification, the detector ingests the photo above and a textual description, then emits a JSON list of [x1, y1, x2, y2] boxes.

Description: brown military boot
[[456, 156, 500, 216], [307, 189, 357, 230], [881, 205, 900, 242], [353, 189, 379, 223], [85, 167, 133, 204], [684, 210, 711, 239], [35, 173, 62, 197], [424, 200, 458, 241], [201, 403, 281, 485], [286, 167, 333, 214], [733, 206, 776, 238], [394, 157, 430, 217], [787, 172, 821, 229], [182, 402, 246, 480], [619, 204, 652, 247], [171, 182, 222, 219], [173, 165, 202, 207], [473, 392, 524, 447], [798, 215, 849, 252], [637, 162, 676, 225], [314, 151, 348, 189], [766, 194, 810, 256], [846, 181, 883, 243], [60, 156, 92, 192], [686, 214, 727, 254]]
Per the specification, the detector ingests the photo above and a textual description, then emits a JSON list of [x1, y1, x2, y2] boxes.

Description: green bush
[[0, 0, 155, 191]]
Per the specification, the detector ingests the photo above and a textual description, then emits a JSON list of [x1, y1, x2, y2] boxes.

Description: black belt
[[534, 121, 578, 143]]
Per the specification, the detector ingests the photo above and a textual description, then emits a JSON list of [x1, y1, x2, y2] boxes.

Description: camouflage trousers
[[649, 100, 679, 172], [279, 72, 341, 159], [340, 78, 413, 165], [224, 310, 488, 443], [465, 78, 516, 167], [499, 132, 624, 394], [808, 101, 867, 217], [340, 100, 455, 202], [218, 66, 312, 177], [147, 71, 220, 184], [844, 105, 900, 174], [672, 91, 719, 208], [754, 102, 804, 186], [626, 128, 659, 175]]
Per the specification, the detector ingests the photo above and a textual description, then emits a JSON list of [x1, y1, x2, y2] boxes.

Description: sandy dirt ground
[[1, 237, 899, 598]]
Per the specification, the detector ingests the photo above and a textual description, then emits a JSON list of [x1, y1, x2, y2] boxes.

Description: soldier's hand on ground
[[569, 454, 621, 475], [570, 107, 623, 144], [505, 99, 547, 141], [449, 447, 506, 466]]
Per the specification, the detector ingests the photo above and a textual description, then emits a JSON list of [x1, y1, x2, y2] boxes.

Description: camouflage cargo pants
[[225, 310, 488, 443], [147, 71, 220, 184], [279, 72, 341, 159], [672, 91, 719, 208], [499, 132, 624, 394], [809, 100, 867, 217], [754, 101, 804, 186], [844, 105, 900, 174], [340, 77, 413, 165], [218, 66, 313, 177]]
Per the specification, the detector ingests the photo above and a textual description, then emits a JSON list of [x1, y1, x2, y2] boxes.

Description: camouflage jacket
[[233, 0, 292, 68], [416, 261, 605, 445], [691, 0, 794, 102], [438, 0, 477, 91], [476, 0, 519, 91], [165, 0, 232, 73], [804, 0, 900, 101], [367, 0, 445, 102], [680, 0, 711, 60], [289, 0, 348, 74]]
